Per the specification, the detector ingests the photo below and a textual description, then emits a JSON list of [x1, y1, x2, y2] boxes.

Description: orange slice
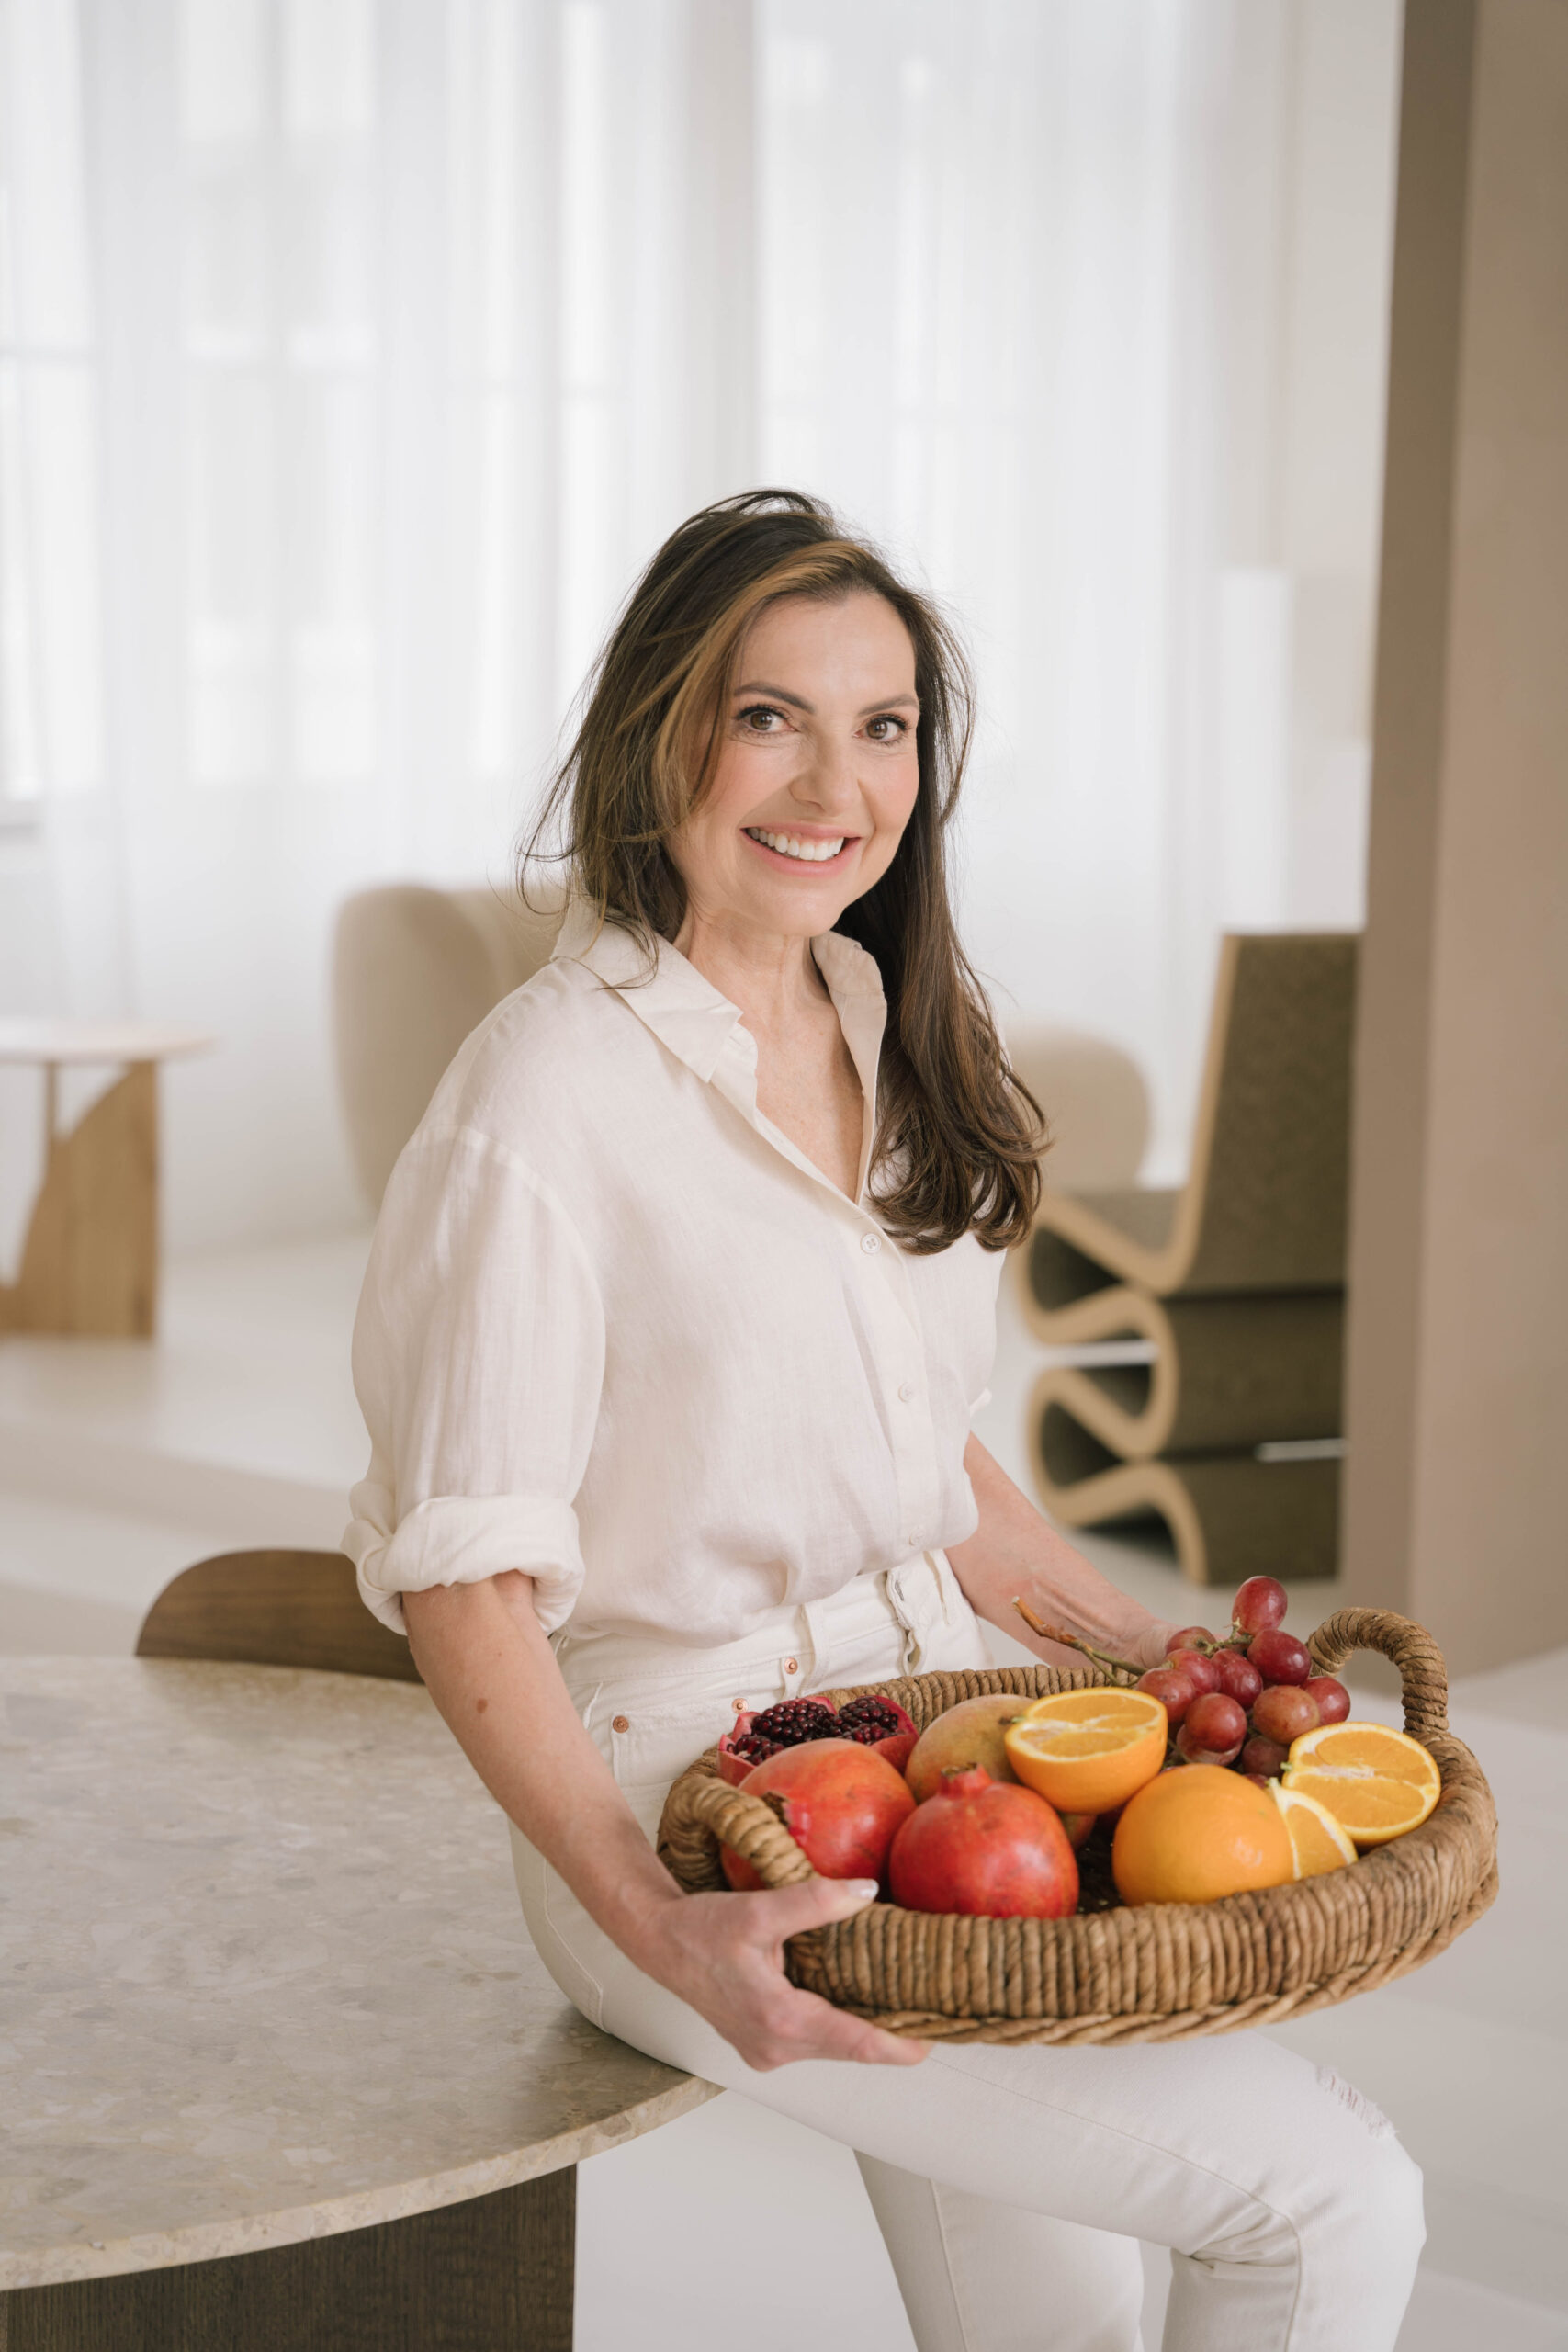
[[1281, 1721, 1440, 1848], [1004, 1688, 1168, 1815], [1271, 1781, 1356, 1878]]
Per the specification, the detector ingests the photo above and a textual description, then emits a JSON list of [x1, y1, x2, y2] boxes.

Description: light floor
[[3, 1234, 1562, 2351]]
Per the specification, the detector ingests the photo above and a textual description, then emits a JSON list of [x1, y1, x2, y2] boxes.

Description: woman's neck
[[673, 909, 829, 1037]]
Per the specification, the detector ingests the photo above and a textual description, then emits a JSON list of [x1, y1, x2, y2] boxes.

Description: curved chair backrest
[[333, 882, 565, 1211], [137, 1550, 423, 1682], [1178, 932, 1357, 1295]]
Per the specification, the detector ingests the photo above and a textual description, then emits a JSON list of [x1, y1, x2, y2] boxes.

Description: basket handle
[[1307, 1609, 1450, 1742], [658, 1767, 818, 1892]]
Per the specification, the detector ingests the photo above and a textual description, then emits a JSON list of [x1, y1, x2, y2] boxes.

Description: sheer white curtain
[[0, 0, 1399, 1253]]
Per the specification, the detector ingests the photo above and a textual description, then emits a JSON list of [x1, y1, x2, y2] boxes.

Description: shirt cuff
[[968, 1386, 993, 1419], [343, 1484, 586, 1636]]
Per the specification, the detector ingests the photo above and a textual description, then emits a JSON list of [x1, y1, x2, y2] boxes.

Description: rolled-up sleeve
[[342, 1125, 605, 1636]]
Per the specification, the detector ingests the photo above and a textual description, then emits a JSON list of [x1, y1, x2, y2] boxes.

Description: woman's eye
[[865, 714, 910, 742], [736, 704, 786, 733]]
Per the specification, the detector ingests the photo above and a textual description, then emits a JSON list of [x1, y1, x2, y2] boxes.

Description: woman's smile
[[741, 824, 857, 867]]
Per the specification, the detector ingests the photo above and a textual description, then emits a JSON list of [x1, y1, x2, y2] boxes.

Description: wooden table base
[[0, 1063, 158, 1339], [0, 2168, 573, 2352]]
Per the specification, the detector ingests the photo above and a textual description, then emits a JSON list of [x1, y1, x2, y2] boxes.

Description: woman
[[345, 492, 1422, 2351]]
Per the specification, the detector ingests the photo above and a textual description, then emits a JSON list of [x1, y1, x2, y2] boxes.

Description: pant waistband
[[551, 1551, 960, 1712]]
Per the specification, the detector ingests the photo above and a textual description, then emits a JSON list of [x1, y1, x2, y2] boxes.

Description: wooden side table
[[0, 1020, 214, 1339]]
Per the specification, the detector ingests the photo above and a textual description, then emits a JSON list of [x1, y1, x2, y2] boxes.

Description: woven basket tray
[[656, 1609, 1498, 2045]]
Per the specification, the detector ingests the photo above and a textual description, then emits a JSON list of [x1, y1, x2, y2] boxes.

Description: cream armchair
[[333, 885, 1149, 1213]]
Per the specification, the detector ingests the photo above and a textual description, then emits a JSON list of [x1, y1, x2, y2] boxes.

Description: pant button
[[784, 1657, 799, 1674], [611, 1714, 630, 1733]]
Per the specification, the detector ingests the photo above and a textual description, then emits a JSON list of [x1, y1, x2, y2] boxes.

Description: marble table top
[[0, 1658, 715, 2291]]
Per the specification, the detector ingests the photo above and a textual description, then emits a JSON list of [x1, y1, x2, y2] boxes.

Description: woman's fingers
[[754, 1872, 882, 1943]]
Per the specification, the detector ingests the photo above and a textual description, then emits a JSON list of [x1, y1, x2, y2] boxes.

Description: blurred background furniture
[[332, 885, 1152, 1214], [0, 1557, 712, 2352], [137, 1547, 422, 1680], [0, 1021, 214, 1340], [1020, 934, 1357, 1587]]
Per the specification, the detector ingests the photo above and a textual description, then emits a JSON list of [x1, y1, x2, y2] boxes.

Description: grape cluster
[[1135, 1576, 1348, 1779]]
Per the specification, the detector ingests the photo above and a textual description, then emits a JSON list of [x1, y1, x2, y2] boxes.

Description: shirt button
[[611, 1714, 630, 1734], [897, 1382, 916, 1402], [784, 1656, 799, 1674], [860, 1231, 881, 1255], [731, 1696, 748, 1713]]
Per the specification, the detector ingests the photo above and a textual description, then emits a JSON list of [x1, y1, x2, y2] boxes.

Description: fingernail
[[846, 1880, 880, 1901]]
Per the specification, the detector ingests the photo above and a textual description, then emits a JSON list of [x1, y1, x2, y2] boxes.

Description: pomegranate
[[716, 1694, 917, 1786], [720, 1738, 915, 1890], [887, 1765, 1078, 1919]]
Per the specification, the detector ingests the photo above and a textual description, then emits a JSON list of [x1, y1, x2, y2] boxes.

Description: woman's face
[[670, 589, 921, 944]]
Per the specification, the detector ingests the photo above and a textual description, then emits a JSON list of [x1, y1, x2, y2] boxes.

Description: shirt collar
[[552, 900, 889, 1193]]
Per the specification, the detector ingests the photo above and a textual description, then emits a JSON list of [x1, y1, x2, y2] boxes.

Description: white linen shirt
[[344, 902, 1001, 1645]]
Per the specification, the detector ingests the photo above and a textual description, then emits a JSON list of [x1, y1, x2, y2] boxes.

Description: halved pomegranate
[[715, 1692, 917, 1785]]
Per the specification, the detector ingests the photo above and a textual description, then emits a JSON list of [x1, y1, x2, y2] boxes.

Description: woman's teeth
[[744, 829, 846, 863]]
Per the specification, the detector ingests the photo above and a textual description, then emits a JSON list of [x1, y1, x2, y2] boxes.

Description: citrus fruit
[[1004, 1688, 1168, 1815], [1280, 1721, 1440, 1847], [1271, 1781, 1356, 1878], [1111, 1764, 1295, 1905]]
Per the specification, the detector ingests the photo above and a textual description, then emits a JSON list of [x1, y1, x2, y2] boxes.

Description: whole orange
[[1112, 1765, 1294, 1905]]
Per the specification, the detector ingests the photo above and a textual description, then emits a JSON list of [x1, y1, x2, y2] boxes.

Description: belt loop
[[881, 1559, 925, 1676]]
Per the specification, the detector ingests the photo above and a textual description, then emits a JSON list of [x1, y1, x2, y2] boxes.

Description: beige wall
[[1344, 0, 1568, 1670]]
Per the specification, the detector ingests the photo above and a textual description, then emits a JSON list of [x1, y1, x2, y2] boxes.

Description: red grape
[[1176, 1716, 1246, 1768], [1230, 1575, 1288, 1634], [1187, 1691, 1247, 1750], [1240, 1732, 1289, 1778], [1168, 1646, 1221, 1697], [1241, 1771, 1270, 1788], [1136, 1665, 1198, 1724], [1250, 1684, 1321, 1745], [1213, 1650, 1263, 1709], [1303, 1675, 1350, 1725], [1165, 1625, 1219, 1657], [1247, 1628, 1312, 1686]]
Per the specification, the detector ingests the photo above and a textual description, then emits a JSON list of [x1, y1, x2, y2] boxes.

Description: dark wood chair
[[136, 1548, 422, 1681]]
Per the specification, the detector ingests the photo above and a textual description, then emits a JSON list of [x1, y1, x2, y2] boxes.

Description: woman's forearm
[[948, 1435, 1176, 1674], [403, 1573, 681, 1955], [401, 1573, 919, 2072]]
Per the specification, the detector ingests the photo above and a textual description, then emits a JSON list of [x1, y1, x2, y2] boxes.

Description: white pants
[[516, 1556, 1424, 2352]]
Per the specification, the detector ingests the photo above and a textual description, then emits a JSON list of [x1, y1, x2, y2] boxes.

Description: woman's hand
[[630, 1877, 929, 2072], [949, 1435, 1179, 1674]]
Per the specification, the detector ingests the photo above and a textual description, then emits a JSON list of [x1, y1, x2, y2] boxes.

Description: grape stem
[[1011, 1599, 1145, 1680]]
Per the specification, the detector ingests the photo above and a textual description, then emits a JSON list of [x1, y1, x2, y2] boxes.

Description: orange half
[[1004, 1688, 1168, 1815], [1281, 1721, 1440, 1848], [1271, 1781, 1357, 1878]]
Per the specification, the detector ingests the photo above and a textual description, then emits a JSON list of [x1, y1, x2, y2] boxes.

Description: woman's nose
[[792, 732, 861, 814]]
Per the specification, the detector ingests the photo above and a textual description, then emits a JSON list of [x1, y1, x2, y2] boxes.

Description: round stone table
[[0, 1658, 715, 2350]]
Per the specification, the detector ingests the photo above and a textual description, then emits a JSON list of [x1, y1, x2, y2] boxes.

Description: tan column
[[1344, 0, 1568, 1670]]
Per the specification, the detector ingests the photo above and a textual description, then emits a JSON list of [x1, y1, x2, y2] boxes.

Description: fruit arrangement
[[709, 1575, 1445, 1915], [659, 1600, 1495, 2045]]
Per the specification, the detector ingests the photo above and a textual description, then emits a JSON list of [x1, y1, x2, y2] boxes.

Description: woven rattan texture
[[655, 1611, 1497, 2046]]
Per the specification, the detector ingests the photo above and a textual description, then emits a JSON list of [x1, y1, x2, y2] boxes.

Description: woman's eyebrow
[[730, 680, 920, 717]]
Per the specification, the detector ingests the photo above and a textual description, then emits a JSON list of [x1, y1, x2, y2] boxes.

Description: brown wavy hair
[[524, 489, 1043, 1252]]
